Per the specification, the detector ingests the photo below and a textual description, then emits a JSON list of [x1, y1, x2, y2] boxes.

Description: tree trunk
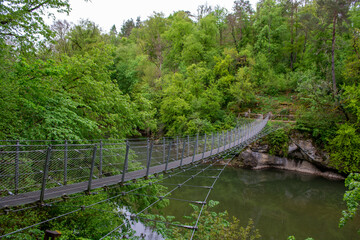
[[331, 13, 337, 96], [290, 0, 295, 70], [303, 30, 308, 54]]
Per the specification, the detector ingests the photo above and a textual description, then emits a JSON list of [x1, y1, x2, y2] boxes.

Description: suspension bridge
[[0, 116, 274, 239]]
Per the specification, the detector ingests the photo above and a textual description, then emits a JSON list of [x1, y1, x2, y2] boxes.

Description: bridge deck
[[0, 142, 237, 209]]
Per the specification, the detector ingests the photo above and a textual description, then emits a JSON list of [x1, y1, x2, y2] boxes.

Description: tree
[[227, 0, 254, 52], [120, 18, 135, 37], [182, 14, 219, 66], [317, 0, 354, 95], [0, 0, 72, 48], [253, 0, 288, 68], [66, 20, 104, 54], [132, 13, 168, 77], [162, 11, 194, 71], [51, 19, 72, 55], [340, 173, 360, 232], [213, 6, 228, 46], [197, 3, 213, 20]]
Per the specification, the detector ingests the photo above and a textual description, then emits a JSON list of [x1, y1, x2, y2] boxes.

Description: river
[[153, 167, 359, 240]]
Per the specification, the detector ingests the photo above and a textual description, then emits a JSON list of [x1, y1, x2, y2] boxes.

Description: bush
[[267, 128, 289, 157], [329, 124, 360, 173]]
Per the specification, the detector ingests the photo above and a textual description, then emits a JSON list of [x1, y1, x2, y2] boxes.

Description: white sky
[[49, 0, 258, 33]]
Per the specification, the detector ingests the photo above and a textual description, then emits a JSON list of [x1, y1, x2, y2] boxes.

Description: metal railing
[[0, 116, 269, 201]]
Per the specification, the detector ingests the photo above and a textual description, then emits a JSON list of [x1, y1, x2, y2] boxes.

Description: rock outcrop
[[235, 132, 344, 180]]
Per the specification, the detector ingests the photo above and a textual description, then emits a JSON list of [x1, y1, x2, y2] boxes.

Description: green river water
[[155, 167, 359, 240]]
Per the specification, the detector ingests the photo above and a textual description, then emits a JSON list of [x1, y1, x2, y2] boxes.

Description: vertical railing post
[[229, 130, 232, 148], [40, 146, 52, 204], [180, 140, 186, 167], [240, 126, 243, 145], [192, 134, 198, 163], [195, 133, 199, 155], [146, 140, 153, 178], [176, 136, 179, 161], [221, 131, 225, 151], [210, 132, 214, 156], [234, 128, 237, 147], [247, 123, 250, 142], [163, 137, 166, 164], [87, 145, 97, 193], [187, 135, 190, 157], [217, 132, 220, 154], [236, 127, 239, 145], [121, 141, 130, 183], [15, 140, 20, 195], [164, 140, 172, 172], [232, 129, 234, 146], [225, 131, 228, 150], [64, 140, 68, 185], [201, 133, 207, 159], [99, 140, 103, 178]]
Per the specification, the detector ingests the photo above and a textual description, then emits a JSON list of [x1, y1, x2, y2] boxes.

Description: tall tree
[[227, 0, 254, 52], [317, 0, 354, 95], [51, 20, 72, 55], [121, 18, 135, 37], [132, 13, 168, 77]]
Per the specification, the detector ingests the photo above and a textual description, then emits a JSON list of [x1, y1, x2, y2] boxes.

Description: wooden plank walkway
[[0, 140, 240, 209]]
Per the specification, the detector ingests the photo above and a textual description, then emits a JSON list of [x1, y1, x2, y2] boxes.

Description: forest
[[0, 0, 360, 239]]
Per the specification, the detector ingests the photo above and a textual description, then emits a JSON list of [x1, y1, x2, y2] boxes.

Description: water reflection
[[117, 207, 164, 240], [158, 168, 359, 240]]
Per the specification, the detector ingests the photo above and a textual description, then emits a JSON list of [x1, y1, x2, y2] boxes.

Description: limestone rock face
[[238, 146, 344, 180], [232, 130, 345, 180], [289, 137, 329, 167]]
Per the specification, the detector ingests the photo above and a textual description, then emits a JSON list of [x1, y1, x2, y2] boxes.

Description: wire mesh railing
[[0, 116, 269, 205]]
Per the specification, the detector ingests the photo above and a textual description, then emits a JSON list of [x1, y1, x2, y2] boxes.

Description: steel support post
[[234, 128, 238, 146], [229, 130, 232, 148], [192, 135, 198, 163], [195, 134, 199, 155], [40, 146, 52, 204], [87, 145, 98, 193], [121, 141, 130, 183], [176, 137, 179, 161], [210, 133, 214, 156], [64, 140, 68, 185], [99, 140, 103, 178], [146, 140, 153, 178], [224, 131, 227, 151], [187, 135, 190, 157], [15, 140, 19, 195], [201, 133, 207, 159], [163, 137, 166, 164], [164, 141, 172, 172], [180, 140, 186, 167], [217, 132, 220, 154], [221, 131, 225, 150]]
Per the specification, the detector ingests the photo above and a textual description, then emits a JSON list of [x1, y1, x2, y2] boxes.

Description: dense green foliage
[[267, 128, 289, 157], [340, 173, 360, 232], [1, 0, 359, 144], [144, 200, 261, 240]]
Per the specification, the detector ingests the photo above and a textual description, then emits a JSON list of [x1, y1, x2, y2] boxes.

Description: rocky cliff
[[233, 132, 344, 180]]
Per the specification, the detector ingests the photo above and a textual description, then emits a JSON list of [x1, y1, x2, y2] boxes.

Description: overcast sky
[[49, 0, 258, 33]]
